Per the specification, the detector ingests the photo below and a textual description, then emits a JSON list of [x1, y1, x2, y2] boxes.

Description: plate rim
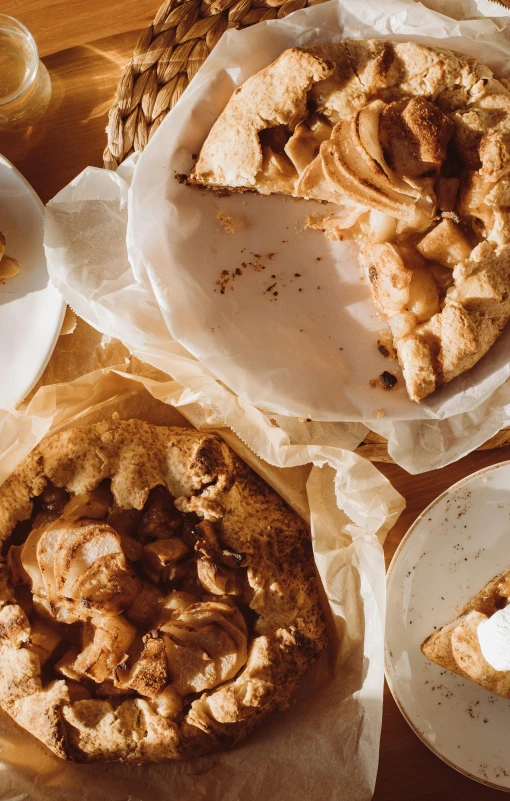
[[0, 152, 66, 407], [385, 458, 510, 792]]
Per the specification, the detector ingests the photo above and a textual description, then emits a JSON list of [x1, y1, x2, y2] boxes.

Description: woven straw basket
[[104, 0, 510, 464]]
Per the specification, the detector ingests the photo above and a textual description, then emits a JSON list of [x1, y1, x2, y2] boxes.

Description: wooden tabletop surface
[[1, 2, 510, 798]]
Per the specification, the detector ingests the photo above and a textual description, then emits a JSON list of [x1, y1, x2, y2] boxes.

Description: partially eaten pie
[[0, 419, 326, 761], [421, 569, 510, 697], [189, 41, 510, 402]]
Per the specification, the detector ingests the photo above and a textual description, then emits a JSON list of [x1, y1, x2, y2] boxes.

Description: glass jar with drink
[[0, 14, 51, 132]]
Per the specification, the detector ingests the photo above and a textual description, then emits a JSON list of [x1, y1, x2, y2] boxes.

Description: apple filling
[[253, 94, 495, 341], [4, 482, 251, 717]]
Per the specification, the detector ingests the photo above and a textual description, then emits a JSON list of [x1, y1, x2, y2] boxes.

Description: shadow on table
[[0, 28, 140, 204]]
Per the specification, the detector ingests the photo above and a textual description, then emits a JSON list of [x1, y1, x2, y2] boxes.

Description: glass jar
[[0, 14, 52, 132]]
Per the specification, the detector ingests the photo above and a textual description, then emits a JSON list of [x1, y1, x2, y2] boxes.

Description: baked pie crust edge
[[0, 419, 327, 762]]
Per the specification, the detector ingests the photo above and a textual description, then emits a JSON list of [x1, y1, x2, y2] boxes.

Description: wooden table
[[1, 2, 509, 798]]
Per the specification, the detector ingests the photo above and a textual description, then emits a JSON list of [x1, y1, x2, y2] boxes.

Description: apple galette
[[190, 41, 510, 402], [0, 420, 326, 762]]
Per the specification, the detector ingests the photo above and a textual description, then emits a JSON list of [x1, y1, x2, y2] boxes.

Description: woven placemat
[[105, 0, 510, 463]]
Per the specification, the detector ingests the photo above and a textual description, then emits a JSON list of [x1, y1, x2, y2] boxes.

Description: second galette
[[0, 419, 326, 762]]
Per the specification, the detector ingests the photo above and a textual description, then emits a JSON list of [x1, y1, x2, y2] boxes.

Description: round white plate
[[0, 154, 65, 407], [386, 461, 510, 791]]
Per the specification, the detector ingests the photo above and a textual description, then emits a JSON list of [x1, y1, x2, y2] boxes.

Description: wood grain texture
[[0, 2, 508, 797]]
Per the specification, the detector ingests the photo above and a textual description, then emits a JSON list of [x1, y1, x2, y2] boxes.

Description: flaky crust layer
[[421, 570, 510, 698], [0, 420, 326, 762]]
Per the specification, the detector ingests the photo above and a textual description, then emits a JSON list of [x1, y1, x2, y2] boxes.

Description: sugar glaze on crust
[[0, 420, 326, 762]]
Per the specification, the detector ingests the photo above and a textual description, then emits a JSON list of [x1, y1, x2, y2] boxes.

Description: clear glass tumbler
[[0, 14, 52, 132]]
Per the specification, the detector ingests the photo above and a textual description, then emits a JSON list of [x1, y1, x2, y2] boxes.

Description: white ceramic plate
[[386, 461, 510, 791], [0, 154, 65, 407]]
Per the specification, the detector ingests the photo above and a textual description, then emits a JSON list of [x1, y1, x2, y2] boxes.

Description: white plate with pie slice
[[386, 461, 510, 791], [0, 153, 65, 408]]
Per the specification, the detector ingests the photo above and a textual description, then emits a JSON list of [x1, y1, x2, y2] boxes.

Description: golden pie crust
[[189, 40, 510, 403], [421, 570, 510, 698], [0, 419, 326, 762]]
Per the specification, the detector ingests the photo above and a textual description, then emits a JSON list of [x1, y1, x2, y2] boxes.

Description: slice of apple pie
[[0, 419, 326, 762], [189, 40, 510, 402], [421, 570, 510, 698]]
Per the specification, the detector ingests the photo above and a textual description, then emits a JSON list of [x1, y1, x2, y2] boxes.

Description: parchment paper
[[0, 354, 402, 801], [43, 0, 510, 471]]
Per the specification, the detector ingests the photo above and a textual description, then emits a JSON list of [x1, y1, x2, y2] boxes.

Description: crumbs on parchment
[[369, 371, 398, 391], [377, 331, 397, 360], [214, 252, 276, 294], [217, 211, 235, 234]]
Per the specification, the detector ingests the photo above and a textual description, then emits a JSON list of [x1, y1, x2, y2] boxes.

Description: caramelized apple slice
[[75, 552, 142, 615], [353, 101, 420, 199], [435, 176, 460, 212], [160, 590, 199, 615], [297, 150, 351, 204], [55, 522, 121, 599], [161, 601, 247, 694], [360, 210, 397, 244], [255, 146, 297, 194], [55, 649, 82, 680], [322, 128, 425, 223], [142, 538, 188, 578], [125, 584, 163, 628], [7, 545, 30, 585], [107, 506, 143, 537], [417, 219, 472, 268], [362, 243, 439, 324], [73, 614, 136, 683], [138, 486, 182, 540], [27, 620, 61, 666], [118, 631, 169, 698], [20, 524, 49, 598], [150, 685, 182, 719], [284, 113, 332, 174], [118, 533, 143, 562], [61, 485, 112, 521], [379, 97, 454, 183], [37, 525, 62, 609]]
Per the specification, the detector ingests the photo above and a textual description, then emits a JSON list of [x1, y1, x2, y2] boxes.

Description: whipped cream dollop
[[477, 605, 510, 671]]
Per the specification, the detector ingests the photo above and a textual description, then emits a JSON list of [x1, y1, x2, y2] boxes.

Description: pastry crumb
[[217, 211, 235, 234], [377, 408, 385, 418], [377, 332, 397, 360], [370, 372, 399, 391]]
